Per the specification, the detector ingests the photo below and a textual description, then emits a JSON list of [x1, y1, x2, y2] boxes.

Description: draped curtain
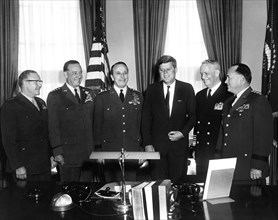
[[164, 0, 208, 93], [133, 0, 170, 93], [18, 0, 86, 101], [0, 0, 19, 106], [196, 0, 242, 79], [79, 0, 97, 67]]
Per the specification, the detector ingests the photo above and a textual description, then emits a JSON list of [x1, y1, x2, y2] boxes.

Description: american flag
[[85, 0, 111, 93], [262, 0, 278, 186], [262, 0, 278, 112]]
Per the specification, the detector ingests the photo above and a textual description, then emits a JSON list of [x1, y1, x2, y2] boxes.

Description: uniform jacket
[[142, 80, 196, 152], [93, 87, 143, 151], [216, 87, 273, 181], [1, 93, 51, 174], [194, 83, 231, 166], [47, 84, 95, 166]]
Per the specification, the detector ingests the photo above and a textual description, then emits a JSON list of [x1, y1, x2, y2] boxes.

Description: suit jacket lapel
[[229, 87, 252, 113], [125, 87, 133, 104], [62, 83, 79, 104], [80, 87, 87, 104], [110, 86, 122, 104], [158, 82, 169, 117], [171, 81, 184, 117], [18, 93, 40, 112], [171, 82, 179, 117], [34, 97, 44, 112]]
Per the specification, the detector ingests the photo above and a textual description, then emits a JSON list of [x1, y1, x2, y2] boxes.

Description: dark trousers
[[103, 160, 138, 182], [196, 165, 208, 177], [9, 170, 52, 187], [58, 164, 93, 182], [150, 146, 188, 184]]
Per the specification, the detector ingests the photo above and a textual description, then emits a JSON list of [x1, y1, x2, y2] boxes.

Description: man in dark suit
[[216, 63, 273, 183], [93, 62, 143, 181], [142, 55, 196, 183], [1, 70, 53, 181], [47, 60, 95, 182], [194, 60, 231, 177]]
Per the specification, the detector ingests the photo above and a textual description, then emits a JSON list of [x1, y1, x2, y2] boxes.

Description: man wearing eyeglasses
[[1, 70, 54, 182], [47, 60, 95, 182], [194, 60, 232, 178]]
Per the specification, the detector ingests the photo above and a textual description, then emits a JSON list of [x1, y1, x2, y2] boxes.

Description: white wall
[[242, 0, 267, 91], [107, 0, 268, 92]]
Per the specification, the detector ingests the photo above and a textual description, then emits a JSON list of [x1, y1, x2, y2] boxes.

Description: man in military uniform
[[1, 70, 54, 182], [194, 60, 231, 177], [47, 60, 95, 182], [216, 63, 273, 183], [93, 61, 143, 182]]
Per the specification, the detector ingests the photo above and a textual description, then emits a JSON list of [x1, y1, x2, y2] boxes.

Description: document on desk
[[203, 157, 237, 201], [95, 182, 138, 199]]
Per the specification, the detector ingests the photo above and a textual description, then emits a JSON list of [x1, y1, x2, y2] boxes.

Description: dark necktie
[[165, 86, 170, 112], [228, 95, 237, 109], [120, 89, 124, 103], [74, 88, 81, 104], [207, 89, 212, 98]]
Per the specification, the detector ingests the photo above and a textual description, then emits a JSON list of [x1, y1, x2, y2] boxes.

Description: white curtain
[[164, 0, 207, 93], [18, 0, 86, 101]]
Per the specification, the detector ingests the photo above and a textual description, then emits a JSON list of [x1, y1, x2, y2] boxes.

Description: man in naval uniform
[[93, 61, 143, 181], [216, 63, 273, 183], [194, 60, 231, 177]]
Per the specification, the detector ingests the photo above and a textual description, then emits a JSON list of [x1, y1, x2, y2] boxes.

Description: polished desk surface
[[0, 180, 277, 220]]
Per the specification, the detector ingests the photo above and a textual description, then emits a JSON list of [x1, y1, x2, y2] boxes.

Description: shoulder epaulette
[[99, 89, 108, 94], [130, 88, 141, 93], [50, 87, 62, 93], [6, 96, 16, 101], [80, 86, 91, 92], [251, 90, 262, 95]]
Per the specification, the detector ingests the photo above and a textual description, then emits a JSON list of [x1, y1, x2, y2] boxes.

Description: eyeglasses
[[25, 79, 43, 84]]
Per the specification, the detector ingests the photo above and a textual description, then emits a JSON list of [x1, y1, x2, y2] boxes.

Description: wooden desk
[[0, 181, 277, 220]]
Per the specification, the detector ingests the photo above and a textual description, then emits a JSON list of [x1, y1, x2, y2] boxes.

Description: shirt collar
[[21, 92, 35, 102], [66, 83, 80, 95], [235, 86, 250, 99], [209, 81, 221, 96], [114, 85, 127, 95], [163, 80, 176, 90]]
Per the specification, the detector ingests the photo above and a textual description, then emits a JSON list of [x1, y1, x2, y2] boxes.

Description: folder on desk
[[203, 158, 237, 200]]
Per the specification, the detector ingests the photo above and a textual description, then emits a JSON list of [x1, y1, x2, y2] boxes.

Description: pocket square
[[178, 99, 183, 102]]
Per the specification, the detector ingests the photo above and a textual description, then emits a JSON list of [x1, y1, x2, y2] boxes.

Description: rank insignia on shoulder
[[51, 87, 62, 92], [252, 90, 261, 95]]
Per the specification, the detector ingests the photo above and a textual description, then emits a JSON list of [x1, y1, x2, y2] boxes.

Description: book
[[143, 181, 156, 220], [158, 179, 171, 220], [131, 182, 150, 220], [151, 180, 163, 220]]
